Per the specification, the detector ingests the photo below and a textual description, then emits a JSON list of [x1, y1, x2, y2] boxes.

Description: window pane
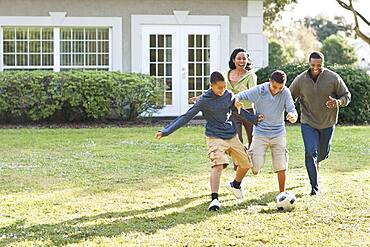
[[16, 28, 28, 40], [188, 35, 194, 48], [98, 41, 109, 53], [42, 28, 53, 40], [42, 41, 53, 52], [165, 78, 172, 90], [3, 28, 15, 40], [196, 63, 202, 76], [4, 54, 15, 66], [165, 35, 172, 47], [3, 41, 15, 53], [61, 54, 71, 66], [29, 54, 41, 66], [196, 78, 202, 90], [165, 92, 172, 105], [87, 54, 96, 65], [150, 64, 156, 75], [196, 35, 202, 47], [97, 28, 109, 40], [61, 29, 71, 39], [72, 29, 84, 40], [158, 63, 164, 76], [29, 41, 41, 52], [204, 63, 210, 76], [196, 49, 202, 62], [86, 41, 96, 52], [16, 54, 28, 66], [166, 64, 172, 76], [188, 63, 194, 76], [150, 49, 156, 62], [73, 41, 84, 53], [158, 49, 164, 62], [73, 54, 84, 66], [188, 49, 194, 62], [61, 41, 71, 53], [42, 54, 53, 66], [188, 77, 195, 90], [29, 29, 41, 40], [204, 49, 210, 61], [203, 35, 210, 47], [16, 41, 28, 53], [166, 49, 172, 62], [85, 28, 97, 40], [150, 35, 156, 47], [158, 35, 164, 48]]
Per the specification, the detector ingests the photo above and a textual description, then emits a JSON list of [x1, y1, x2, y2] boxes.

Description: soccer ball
[[276, 191, 296, 211]]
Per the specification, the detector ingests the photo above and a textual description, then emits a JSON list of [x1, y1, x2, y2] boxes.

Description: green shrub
[[268, 39, 291, 67], [256, 63, 370, 124], [0, 71, 163, 123]]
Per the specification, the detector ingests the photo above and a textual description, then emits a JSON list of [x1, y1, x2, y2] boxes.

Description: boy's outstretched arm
[[230, 98, 261, 125], [155, 102, 202, 139]]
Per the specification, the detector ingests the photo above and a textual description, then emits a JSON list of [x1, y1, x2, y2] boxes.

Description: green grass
[[0, 125, 369, 246]]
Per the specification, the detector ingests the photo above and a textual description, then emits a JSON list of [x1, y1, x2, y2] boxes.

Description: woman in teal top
[[226, 48, 257, 148]]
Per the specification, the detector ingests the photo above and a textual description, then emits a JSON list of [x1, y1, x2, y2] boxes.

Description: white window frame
[[131, 11, 229, 73], [0, 12, 122, 71]]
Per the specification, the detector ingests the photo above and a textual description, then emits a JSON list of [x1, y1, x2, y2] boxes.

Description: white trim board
[[131, 12, 229, 73], [0, 12, 123, 71]]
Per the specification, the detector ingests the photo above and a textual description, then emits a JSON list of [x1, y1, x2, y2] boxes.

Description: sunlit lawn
[[0, 125, 369, 246]]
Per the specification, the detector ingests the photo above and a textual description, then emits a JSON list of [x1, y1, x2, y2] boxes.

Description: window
[[60, 28, 109, 70], [3, 27, 54, 68], [149, 34, 173, 105], [2, 26, 110, 71]]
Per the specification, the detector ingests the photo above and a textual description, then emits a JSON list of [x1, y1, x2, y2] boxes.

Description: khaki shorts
[[206, 135, 252, 168], [249, 135, 288, 173]]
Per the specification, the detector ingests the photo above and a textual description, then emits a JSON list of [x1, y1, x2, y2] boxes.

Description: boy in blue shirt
[[155, 71, 263, 211], [235, 70, 297, 193]]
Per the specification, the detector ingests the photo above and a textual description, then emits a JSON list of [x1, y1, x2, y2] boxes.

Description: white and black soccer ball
[[276, 191, 296, 211]]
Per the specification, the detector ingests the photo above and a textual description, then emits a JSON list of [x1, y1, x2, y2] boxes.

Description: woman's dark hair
[[210, 71, 225, 84], [228, 48, 252, 70]]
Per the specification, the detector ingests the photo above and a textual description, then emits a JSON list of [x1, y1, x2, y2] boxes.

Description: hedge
[[256, 64, 370, 124], [0, 71, 163, 123]]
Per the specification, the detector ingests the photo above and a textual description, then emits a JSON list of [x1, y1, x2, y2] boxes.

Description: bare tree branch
[[335, 0, 370, 45]]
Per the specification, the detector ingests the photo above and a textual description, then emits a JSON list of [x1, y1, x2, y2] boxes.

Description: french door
[[142, 25, 220, 116]]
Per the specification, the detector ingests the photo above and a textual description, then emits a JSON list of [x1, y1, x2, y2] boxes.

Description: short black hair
[[228, 48, 252, 70], [270, 70, 287, 84], [210, 71, 225, 84], [309, 51, 324, 62]]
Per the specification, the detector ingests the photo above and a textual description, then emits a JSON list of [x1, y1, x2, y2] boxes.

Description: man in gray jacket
[[289, 51, 351, 196]]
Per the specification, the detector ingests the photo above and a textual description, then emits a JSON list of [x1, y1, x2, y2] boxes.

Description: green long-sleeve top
[[225, 70, 257, 109], [289, 68, 351, 129]]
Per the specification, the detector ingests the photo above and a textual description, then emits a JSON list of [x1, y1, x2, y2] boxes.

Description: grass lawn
[[0, 125, 369, 246]]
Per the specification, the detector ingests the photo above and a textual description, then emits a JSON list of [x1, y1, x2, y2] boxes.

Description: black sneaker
[[310, 189, 320, 196]]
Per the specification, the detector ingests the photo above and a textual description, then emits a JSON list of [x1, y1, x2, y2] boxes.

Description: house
[[0, 0, 268, 117], [350, 37, 370, 70]]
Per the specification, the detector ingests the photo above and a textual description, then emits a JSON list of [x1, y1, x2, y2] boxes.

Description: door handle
[[181, 67, 186, 79]]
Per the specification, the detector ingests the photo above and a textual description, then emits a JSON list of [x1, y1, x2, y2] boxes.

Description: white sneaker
[[208, 199, 221, 211], [226, 181, 244, 199]]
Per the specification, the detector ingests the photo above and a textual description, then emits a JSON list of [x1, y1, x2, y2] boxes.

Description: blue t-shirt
[[236, 82, 297, 137]]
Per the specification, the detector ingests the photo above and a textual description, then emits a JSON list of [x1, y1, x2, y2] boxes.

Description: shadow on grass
[[0, 190, 300, 246]]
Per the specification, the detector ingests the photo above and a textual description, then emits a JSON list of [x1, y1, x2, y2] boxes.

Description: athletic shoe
[[208, 199, 221, 211], [226, 181, 244, 199]]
